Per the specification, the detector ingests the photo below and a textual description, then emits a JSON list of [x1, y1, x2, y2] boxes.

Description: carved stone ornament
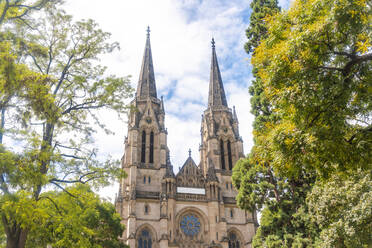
[[128, 232, 135, 239]]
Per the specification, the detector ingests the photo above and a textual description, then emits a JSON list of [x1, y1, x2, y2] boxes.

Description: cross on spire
[[146, 26, 150, 37]]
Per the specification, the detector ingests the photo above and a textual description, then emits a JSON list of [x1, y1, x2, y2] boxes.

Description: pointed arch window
[[138, 229, 152, 248], [220, 139, 225, 170], [227, 140, 233, 170], [228, 232, 240, 248], [149, 131, 154, 163], [141, 131, 146, 163]]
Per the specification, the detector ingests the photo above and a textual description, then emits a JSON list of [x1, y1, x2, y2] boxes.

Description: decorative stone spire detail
[[160, 96, 165, 113], [137, 26, 157, 99], [233, 105, 238, 123], [164, 150, 175, 178], [206, 158, 219, 182], [208, 38, 228, 108]]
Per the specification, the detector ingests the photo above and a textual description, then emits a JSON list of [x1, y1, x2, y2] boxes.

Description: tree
[[245, 0, 280, 132], [234, 0, 371, 246], [233, 155, 317, 247], [0, 4, 133, 247], [26, 185, 127, 248], [234, 0, 319, 246], [0, 0, 56, 25], [307, 170, 372, 247], [0, 0, 58, 145], [251, 0, 371, 178]]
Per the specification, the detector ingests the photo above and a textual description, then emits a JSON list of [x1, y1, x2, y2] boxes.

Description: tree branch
[[49, 170, 110, 185], [342, 53, 372, 77], [50, 181, 76, 198], [60, 153, 84, 160], [62, 102, 105, 115], [39, 196, 63, 215]]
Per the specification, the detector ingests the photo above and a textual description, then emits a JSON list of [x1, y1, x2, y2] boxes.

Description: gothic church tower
[[116, 29, 255, 248], [200, 38, 244, 200]]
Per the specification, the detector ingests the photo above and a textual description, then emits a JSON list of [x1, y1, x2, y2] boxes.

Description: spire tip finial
[[188, 149, 191, 157], [147, 26, 150, 37], [211, 38, 215, 49]]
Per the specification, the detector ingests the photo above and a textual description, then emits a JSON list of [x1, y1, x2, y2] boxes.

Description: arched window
[[220, 139, 225, 170], [228, 232, 240, 248], [227, 140, 233, 170], [138, 229, 152, 248], [141, 131, 146, 163], [149, 131, 154, 163]]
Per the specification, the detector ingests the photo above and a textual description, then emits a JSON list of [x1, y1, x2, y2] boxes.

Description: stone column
[[127, 214, 136, 248]]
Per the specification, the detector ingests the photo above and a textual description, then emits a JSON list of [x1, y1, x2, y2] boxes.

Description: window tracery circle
[[180, 214, 201, 236]]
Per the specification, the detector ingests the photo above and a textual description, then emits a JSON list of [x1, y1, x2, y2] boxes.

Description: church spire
[[137, 26, 157, 99], [208, 38, 228, 108]]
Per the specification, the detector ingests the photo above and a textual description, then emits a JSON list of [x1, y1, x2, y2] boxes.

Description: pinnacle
[[208, 38, 228, 108], [137, 27, 157, 99]]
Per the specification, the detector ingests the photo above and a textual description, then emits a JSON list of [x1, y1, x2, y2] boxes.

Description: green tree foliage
[[307, 170, 372, 247], [0, 3, 133, 247], [0, 0, 55, 25], [252, 0, 371, 178], [234, 0, 318, 246], [245, 0, 280, 55], [234, 0, 371, 247], [233, 155, 317, 247], [0, 0, 57, 144], [26, 185, 127, 248], [245, 0, 280, 131]]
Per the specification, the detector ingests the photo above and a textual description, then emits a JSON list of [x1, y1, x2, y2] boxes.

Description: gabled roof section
[[177, 156, 198, 175], [137, 27, 157, 99], [208, 38, 228, 108], [176, 154, 205, 188]]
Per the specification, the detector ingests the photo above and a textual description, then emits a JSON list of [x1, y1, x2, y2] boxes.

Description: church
[[115, 28, 256, 248]]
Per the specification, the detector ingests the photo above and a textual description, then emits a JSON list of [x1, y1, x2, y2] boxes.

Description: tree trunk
[[0, 107, 5, 144], [2, 215, 28, 248], [6, 229, 28, 248]]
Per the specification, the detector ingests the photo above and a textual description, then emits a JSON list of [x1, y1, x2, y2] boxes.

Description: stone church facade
[[115, 29, 255, 248]]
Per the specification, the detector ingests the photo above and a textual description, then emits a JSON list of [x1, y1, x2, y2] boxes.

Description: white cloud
[[63, 0, 255, 201]]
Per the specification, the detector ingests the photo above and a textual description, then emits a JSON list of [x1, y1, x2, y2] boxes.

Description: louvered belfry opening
[[149, 131, 154, 163], [228, 140, 233, 170], [141, 130, 146, 163], [220, 139, 226, 170]]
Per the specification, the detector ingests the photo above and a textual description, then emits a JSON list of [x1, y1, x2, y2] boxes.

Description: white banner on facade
[[177, 187, 206, 195]]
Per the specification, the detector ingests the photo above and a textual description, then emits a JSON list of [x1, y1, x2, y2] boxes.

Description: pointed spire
[[164, 150, 175, 178], [233, 105, 239, 123], [137, 26, 157, 99], [160, 96, 165, 113], [208, 38, 228, 108], [206, 158, 219, 182]]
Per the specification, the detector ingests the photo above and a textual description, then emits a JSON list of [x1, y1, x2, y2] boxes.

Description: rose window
[[180, 214, 201, 236]]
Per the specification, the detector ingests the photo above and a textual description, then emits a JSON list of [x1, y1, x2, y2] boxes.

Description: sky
[[62, 0, 291, 201]]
